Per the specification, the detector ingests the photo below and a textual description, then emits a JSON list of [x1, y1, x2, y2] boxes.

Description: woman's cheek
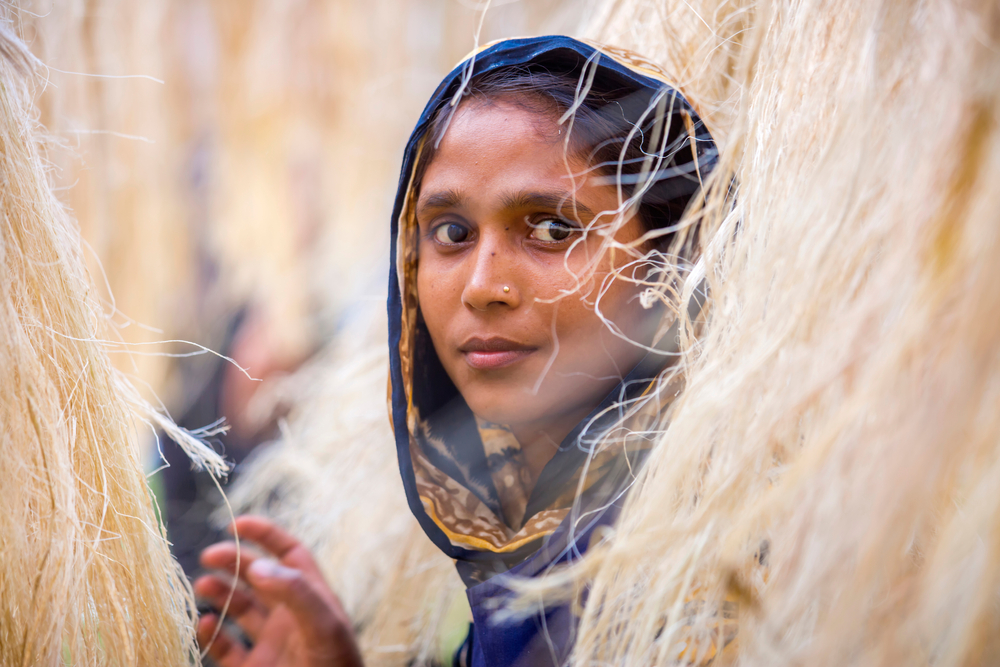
[[534, 252, 592, 297]]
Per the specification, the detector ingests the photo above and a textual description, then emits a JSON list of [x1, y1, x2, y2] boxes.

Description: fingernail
[[248, 559, 298, 580]]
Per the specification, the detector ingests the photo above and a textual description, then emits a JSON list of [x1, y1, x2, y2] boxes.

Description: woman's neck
[[509, 404, 594, 492]]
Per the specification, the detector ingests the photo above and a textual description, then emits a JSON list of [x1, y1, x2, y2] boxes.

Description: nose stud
[[503, 285, 510, 293]]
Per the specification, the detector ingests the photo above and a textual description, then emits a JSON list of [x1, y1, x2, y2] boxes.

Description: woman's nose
[[462, 234, 520, 311]]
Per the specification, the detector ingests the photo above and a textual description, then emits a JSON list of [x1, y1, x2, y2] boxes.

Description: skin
[[196, 98, 657, 666], [195, 517, 362, 667], [416, 98, 655, 484]]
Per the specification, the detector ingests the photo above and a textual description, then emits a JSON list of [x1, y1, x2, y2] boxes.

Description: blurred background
[[11, 0, 576, 576]]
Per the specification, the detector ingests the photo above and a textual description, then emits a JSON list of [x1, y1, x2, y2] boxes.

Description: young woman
[[194, 35, 717, 667]]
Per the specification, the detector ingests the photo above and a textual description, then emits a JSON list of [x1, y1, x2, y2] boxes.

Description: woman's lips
[[464, 349, 535, 370], [459, 337, 537, 370]]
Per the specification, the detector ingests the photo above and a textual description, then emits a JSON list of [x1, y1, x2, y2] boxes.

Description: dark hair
[[411, 66, 713, 248]]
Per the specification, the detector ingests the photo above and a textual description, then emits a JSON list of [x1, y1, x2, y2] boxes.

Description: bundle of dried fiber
[[521, 0, 1000, 664], [579, 0, 748, 144], [14, 0, 204, 404], [0, 23, 225, 666], [225, 303, 466, 667]]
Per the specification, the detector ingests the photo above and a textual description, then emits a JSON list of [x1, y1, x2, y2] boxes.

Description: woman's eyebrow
[[499, 190, 595, 218], [417, 189, 464, 215]]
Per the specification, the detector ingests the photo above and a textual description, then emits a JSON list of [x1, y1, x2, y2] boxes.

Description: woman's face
[[415, 99, 656, 438]]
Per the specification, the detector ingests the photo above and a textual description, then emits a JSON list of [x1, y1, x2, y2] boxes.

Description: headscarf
[[387, 36, 717, 588]]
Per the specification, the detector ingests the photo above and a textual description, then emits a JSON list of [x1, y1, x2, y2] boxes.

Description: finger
[[200, 540, 263, 580], [246, 559, 354, 650], [243, 610, 294, 667], [194, 575, 268, 640], [231, 516, 301, 560], [231, 515, 320, 572], [194, 574, 263, 615], [197, 614, 249, 667]]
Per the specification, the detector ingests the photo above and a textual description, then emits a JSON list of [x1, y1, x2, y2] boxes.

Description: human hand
[[195, 515, 363, 667]]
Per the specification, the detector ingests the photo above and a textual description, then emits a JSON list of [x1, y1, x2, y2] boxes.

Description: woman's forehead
[[445, 98, 564, 149], [420, 105, 566, 178]]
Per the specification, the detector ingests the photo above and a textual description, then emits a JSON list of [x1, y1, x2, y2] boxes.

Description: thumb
[[247, 559, 350, 647]]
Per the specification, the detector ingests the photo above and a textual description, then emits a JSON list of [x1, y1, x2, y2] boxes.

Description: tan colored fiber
[[0, 22, 224, 667], [547, 0, 1000, 664]]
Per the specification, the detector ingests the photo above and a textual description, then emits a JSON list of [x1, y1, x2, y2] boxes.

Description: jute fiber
[[549, 0, 1000, 664], [0, 24, 225, 666]]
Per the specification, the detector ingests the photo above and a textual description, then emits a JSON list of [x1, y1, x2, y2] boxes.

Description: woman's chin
[[463, 394, 544, 428]]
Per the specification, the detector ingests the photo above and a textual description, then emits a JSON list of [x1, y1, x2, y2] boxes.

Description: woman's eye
[[433, 223, 470, 244], [530, 219, 576, 242]]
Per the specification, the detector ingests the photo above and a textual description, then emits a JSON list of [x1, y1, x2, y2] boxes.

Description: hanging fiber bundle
[[541, 0, 1000, 664], [0, 23, 225, 666]]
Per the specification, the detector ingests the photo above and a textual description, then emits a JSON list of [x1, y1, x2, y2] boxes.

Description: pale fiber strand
[[0, 22, 224, 666]]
